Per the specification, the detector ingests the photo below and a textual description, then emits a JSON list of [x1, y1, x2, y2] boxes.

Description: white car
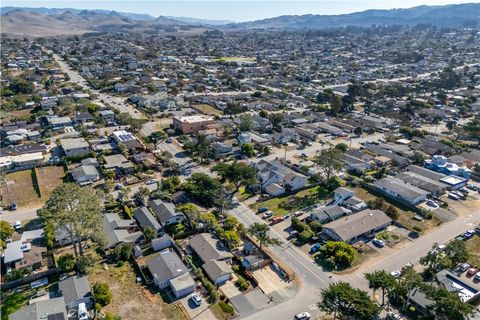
[[294, 312, 311, 320], [13, 221, 22, 230], [146, 178, 157, 185], [78, 302, 89, 320], [390, 270, 401, 278], [190, 294, 202, 306]]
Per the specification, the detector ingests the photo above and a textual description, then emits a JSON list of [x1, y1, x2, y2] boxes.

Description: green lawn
[[1, 292, 29, 320], [251, 186, 327, 217]]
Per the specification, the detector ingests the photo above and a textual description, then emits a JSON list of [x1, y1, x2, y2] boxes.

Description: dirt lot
[[88, 262, 186, 320], [1, 167, 65, 209], [191, 104, 222, 116], [466, 235, 480, 268], [36, 166, 65, 199], [1, 170, 40, 208], [252, 265, 290, 295]]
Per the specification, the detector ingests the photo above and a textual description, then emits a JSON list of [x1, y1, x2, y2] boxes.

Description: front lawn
[[251, 185, 328, 216]]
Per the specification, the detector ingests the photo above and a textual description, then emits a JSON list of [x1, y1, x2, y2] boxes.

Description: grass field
[[251, 186, 326, 217], [1, 166, 65, 209], [88, 262, 185, 320], [466, 235, 480, 268], [191, 104, 222, 116]]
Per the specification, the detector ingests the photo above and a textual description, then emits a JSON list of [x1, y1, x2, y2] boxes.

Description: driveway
[[179, 293, 215, 320], [253, 265, 291, 295]]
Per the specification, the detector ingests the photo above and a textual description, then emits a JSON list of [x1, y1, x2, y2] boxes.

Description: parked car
[[372, 238, 385, 248], [448, 193, 459, 200], [293, 211, 304, 217], [309, 243, 322, 254], [466, 268, 478, 277], [146, 178, 157, 185], [466, 184, 478, 191], [272, 217, 284, 224], [8, 203, 17, 211], [289, 230, 299, 239], [78, 302, 89, 320], [475, 272, 480, 282], [13, 221, 21, 230], [263, 211, 273, 219], [390, 270, 401, 278], [463, 231, 474, 239], [257, 207, 268, 214], [459, 187, 470, 195], [426, 200, 438, 207], [166, 137, 173, 143], [458, 263, 470, 273], [190, 294, 202, 306], [114, 184, 123, 190], [294, 312, 311, 320]]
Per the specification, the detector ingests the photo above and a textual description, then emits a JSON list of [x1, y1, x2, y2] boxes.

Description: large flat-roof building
[[173, 115, 215, 134], [374, 177, 429, 206]]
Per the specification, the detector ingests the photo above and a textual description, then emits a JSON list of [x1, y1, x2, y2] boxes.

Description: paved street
[[52, 53, 146, 119], [228, 198, 480, 320]]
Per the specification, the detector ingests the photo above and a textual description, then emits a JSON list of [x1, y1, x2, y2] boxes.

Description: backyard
[[88, 262, 187, 320]]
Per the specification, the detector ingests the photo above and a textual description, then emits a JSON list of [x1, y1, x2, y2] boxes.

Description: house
[[133, 206, 162, 233], [321, 209, 392, 243], [148, 200, 186, 226], [425, 155, 470, 179], [103, 213, 143, 249], [72, 112, 94, 126], [342, 153, 373, 173], [9, 297, 67, 320], [46, 116, 72, 130], [189, 233, 233, 264], [58, 275, 93, 311], [396, 171, 448, 196], [103, 154, 134, 176], [309, 205, 352, 224], [435, 269, 480, 303], [71, 164, 100, 186], [253, 159, 308, 195], [132, 152, 158, 169], [60, 138, 90, 158], [4, 229, 47, 272], [374, 177, 429, 206], [173, 115, 215, 134], [111, 130, 144, 150], [145, 250, 196, 298], [202, 260, 232, 285], [0, 152, 44, 172], [99, 110, 116, 123], [212, 141, 238, 159], [242, 255, 266, 271]]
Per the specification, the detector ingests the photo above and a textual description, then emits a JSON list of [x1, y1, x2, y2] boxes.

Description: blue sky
[[2, 0, 476, 21]]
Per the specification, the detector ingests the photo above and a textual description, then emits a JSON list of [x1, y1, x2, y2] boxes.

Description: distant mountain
[[0, 6, 156, 20], [230, 3, 480, 29], [166, 16, 234, 25]]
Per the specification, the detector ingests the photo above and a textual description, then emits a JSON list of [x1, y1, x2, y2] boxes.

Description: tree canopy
[[247, 222, 282, 249], [39, 183, 106, 257]]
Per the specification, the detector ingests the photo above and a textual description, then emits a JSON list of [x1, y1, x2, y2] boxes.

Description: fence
[[1, 268, 61, 292]]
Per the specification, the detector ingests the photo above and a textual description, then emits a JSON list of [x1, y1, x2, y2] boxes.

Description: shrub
[[219, 301, 235, 314], [235, 277, 249, 291], [309, 221, 323, 233], [93, 282, 112, 307], [299, 229, 314, 243], [208, 289, 218, 304], [58, 254, 76, 273], [110, 243, 133, 262]]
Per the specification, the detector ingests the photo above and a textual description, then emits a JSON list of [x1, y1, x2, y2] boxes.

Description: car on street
[[390, 270, 401, 278], [271, 217, 284, 224], [372, 238, 385, 248], [463, 230, 474, 239], [466, 268, 478, 277], [309, 243, 322, 254], [263, 211, 273, 219], [190, 294, 202, 306], [8, 203, 17, 211], [293, 211, 304, 217], [294, 312, 311, 320], [288, 230, 299, 239], [13, 221, 22, 230], [466, 184, 478, 191]]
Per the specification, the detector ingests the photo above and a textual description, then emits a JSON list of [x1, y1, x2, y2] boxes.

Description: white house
[[253, 159, 308, 195]]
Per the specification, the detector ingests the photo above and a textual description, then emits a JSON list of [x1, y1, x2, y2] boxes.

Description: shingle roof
[[323, 209, 392, 242], [203, 260, 231, 282], [58, 276, 91, 306], [147, 250, 188, 282], [189, 233, 233, 263], [133, 207, 161, 231]]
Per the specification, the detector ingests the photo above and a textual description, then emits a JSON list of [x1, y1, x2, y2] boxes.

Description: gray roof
[[169, 272, 196, 292], [189, 233, 233, 263], [133, 206, 161, 231], [58, 276, 91, 306], [71, 165, 99, 180], [102, 213, 142, 248], [334, 187, 354, 197], [323, 209, 392, 242], [203, 260, 231, 281], [405, 165, 447, 181], [374, 177, 429, 201], [148, 200, 185, 225], [396, 171, 447, 194], [9, 297, 67, 320], [60, 138, 89, 151], [147, 250, 188, 282]]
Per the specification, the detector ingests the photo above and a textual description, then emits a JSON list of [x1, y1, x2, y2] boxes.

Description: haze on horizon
[[2, 0, 477, 22]]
